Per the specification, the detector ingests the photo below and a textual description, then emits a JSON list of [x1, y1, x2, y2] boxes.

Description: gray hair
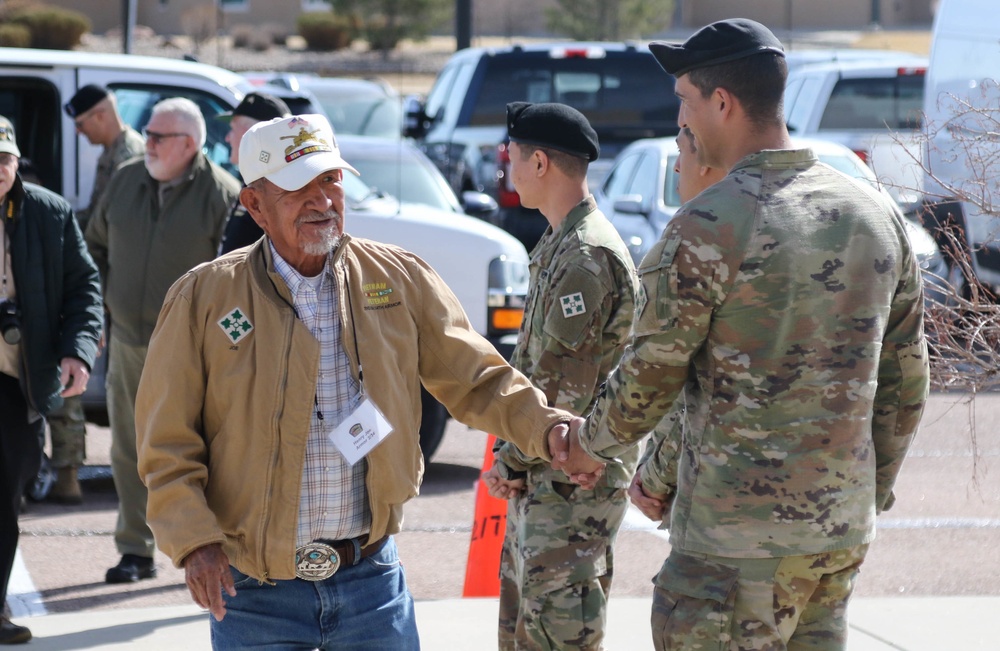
[[150, 97, 206, 148]]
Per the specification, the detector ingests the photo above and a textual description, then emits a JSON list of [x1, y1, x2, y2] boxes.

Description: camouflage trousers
[[47, 394, 87, 468], [651, 544, 869, 651], [498, 478, 627, 651]]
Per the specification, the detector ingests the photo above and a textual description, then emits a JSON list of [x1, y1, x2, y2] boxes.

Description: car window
[[0, 77, 61, 192], [818, 74, 924, 131], [467, 52, 679, 137], [623, 151, 660, 211], [786, 76, 824, 133], [663, 153, 681, 207], [784, 77, 804, 121], [111, 84, 236, 175], [425, 59, 477, 131], [601, 150, 642, 200]]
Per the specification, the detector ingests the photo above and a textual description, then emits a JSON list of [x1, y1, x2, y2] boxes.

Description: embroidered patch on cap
[[560, 292, 586, 318], [219, 307, 253, 344]]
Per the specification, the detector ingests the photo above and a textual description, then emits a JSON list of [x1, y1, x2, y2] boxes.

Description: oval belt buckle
[[295, 542, 341, 581]]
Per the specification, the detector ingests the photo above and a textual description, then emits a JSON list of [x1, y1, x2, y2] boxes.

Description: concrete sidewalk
[[8, 596, 997, 650]]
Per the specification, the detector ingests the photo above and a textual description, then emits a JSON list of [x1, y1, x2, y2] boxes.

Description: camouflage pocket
[[651, 552, 738, 651], [635, 234, 682, 336]]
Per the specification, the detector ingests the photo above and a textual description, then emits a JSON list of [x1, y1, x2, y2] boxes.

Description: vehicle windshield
[[344, 172, 383, 205], [346, 154, 459, 212]]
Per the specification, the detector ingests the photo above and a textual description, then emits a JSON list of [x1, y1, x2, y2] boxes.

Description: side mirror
[[403, 95, 431, 139], [461, 190, 499, 223], [612, 194, 646, 216]]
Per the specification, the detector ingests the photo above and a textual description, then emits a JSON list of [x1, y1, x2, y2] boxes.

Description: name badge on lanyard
[[329, 397, 393, 465]]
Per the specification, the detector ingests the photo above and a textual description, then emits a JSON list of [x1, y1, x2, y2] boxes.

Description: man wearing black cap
[[482, 102, 638, 651], [64, 85, 145, 230], [216, 92, 291, 254], [45, 86, 144, 505], [558, 18, 929, 651]]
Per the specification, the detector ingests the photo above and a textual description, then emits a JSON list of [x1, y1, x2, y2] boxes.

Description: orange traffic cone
[[462, 433, 507, 597]]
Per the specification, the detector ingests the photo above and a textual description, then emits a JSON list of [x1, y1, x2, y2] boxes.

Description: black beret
[[64, 84, 111, 118], [650, 18, 785, 78], [506, 102, 599, 162], [216, 92, 291, 123]]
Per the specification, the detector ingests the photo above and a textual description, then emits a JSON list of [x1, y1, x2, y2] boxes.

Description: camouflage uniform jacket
[[496, 196, 640, 488], [77, 126, 145, 229], [579, 149, 930, 557]]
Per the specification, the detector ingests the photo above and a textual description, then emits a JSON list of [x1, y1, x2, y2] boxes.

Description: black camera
[[0, 300, 21, 345]]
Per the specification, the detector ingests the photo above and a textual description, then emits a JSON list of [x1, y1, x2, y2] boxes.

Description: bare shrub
[[230, 23, 255, 49]]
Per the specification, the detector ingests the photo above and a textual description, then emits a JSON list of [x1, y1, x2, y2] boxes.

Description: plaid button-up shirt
[[271, 243, 370, 546]]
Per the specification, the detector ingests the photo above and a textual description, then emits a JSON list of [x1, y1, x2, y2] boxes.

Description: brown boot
[[49, 466, 83, 505]]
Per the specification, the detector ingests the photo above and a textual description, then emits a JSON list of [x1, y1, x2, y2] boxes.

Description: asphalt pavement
[[7, 392, 1000, 650]]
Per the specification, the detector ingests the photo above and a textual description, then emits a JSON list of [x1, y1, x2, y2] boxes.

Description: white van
[[923, 0, 1000, 290], [0, 48, 530, 457]]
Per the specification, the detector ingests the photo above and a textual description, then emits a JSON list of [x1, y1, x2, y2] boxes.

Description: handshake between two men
[[486, 416, 673, 524]]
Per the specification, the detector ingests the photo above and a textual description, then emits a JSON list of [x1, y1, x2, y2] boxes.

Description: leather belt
[[294, 535, 388, 581]]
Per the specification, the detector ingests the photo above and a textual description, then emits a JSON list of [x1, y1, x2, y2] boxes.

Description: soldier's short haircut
[[517, 143, 589, 179], [686, 52, 787, 130]]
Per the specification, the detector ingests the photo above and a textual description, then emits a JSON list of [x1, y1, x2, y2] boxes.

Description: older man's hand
[[548, 417, 605, 487], [183, 543, 236, 622]]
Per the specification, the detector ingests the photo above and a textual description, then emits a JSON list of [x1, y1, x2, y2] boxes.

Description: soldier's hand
[[482, 463, 526, 500], [628, 471, 669, 522], [183, 543, 236, 622], [551, 417, 605, 484], [58, 357, 90, 397]]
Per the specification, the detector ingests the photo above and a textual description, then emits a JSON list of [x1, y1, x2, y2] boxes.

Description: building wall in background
[[680, 0, 934, 30], [49, 0, 934, 40]]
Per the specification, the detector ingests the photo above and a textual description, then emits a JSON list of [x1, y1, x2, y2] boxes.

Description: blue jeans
[[210, 537, 419, 650]]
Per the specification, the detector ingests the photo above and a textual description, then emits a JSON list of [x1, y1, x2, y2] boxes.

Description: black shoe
[[105, 554, 157, 584], [0, 617, 31, 645]]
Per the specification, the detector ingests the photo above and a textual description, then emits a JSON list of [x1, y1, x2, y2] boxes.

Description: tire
[[419, 387, 449, 462]]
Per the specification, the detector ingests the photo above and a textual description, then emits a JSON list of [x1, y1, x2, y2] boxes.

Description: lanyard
[[313, 255, 365, 422]]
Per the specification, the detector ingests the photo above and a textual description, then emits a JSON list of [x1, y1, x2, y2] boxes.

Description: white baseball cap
[[0, 116, 20, 158], [238, 113, 358, 191]]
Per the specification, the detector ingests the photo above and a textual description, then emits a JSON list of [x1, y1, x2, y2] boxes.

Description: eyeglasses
[[142, 129, 190, 146], [74, 112, 98, 129]]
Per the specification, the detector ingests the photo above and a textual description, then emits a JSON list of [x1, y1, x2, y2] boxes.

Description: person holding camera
[[0, 115, 103, 644]]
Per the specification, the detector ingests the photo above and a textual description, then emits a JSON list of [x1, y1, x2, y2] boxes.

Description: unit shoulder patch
[[559, 292, 586, 318], [218, 307, 253, 344]]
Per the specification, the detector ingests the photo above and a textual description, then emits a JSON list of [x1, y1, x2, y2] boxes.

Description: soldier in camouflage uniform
[[64, 85, 145, 231], [562, 19, 930, 651], [482, 102, 639, 651], [628, 127, 726, 526], [45, 85, 144, 504]]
